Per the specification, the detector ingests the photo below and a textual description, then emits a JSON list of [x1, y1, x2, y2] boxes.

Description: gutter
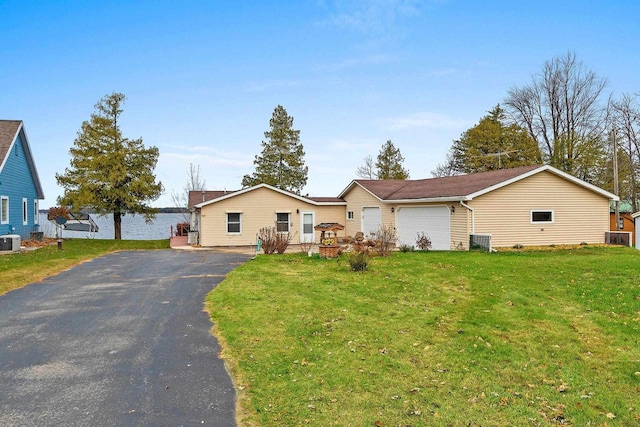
[[384, 196, 466, 204], [459, 201, 475, 234]]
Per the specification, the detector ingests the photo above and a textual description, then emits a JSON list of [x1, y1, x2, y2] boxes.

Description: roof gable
[[193, 183, 345, 208], [339, 165, 617, 202], [0, 120, 45, 199], [188, 190, 238, 208], [0, 120, 22, 171]]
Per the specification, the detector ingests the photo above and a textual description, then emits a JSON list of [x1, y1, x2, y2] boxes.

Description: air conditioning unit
[[0, 234, 21, 252]]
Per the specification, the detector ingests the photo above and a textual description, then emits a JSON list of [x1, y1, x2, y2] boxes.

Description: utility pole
[[613, 128, 620, 229]]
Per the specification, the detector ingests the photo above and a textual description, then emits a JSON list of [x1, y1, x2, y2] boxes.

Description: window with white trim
[[34, 200, 39, 224], [531, 210, 553, 223], [226, 212, 242, 234], [276, 212, 290, 232], [347, 211, 354, 220], [22, 198, 28, 225], [1, 196, 8, 224]]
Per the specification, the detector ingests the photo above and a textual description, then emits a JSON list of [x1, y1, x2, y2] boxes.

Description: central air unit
[[0, 234, 21, 252]]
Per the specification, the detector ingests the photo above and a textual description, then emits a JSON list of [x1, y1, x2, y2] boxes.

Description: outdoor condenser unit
[[0, 234, 21, 252]]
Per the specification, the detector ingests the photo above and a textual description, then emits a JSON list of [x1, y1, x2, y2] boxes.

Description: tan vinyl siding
[[343, 185, 392, 237], [450, 205, 469, 250], [470, 171, 610, 247], [199, 187, 345, 246]]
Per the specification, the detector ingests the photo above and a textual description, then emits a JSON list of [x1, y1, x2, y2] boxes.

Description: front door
[[301, 212, 315, 243]]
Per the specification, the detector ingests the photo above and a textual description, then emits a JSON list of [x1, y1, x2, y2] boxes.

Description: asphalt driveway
[[0, 250, 250, 426]]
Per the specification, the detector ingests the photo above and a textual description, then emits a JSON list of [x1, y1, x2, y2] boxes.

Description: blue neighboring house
[[0, 120, 45, 240]]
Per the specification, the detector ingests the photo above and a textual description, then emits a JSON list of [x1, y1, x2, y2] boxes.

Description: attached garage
[[396, 206, 450, 250]]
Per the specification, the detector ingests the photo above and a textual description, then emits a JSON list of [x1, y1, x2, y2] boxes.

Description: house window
[[618, 218, 624, 230], [347, 211, 354, 220], [531, 210, 553, 223], [22, 198, 28, 225], [1, 196, 8, 224], [276, 212, 290, 232], [226, 212, 242, 234], [34, 200, 39, 224]]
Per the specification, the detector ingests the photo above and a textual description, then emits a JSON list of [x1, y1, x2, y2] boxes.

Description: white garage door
[[362, 207, 381, 237], [397, 206, 450, 250]]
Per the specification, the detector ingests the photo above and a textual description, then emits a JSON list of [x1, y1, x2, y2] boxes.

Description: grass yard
[[0, 239, 169, 295], [207, 247, 640, 426]]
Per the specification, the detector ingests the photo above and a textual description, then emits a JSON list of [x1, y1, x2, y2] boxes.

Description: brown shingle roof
[[190, 185, 346, 209], [307, 196, 345, 203], [353, 165, 543, 200], [0, 120, 22, 166], [188, 190, 238, 208]]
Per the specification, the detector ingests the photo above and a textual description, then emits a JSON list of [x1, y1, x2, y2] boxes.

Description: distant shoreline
[[39, 207, 189, 214]]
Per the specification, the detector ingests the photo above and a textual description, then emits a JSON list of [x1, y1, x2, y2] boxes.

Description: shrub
[[399, 244, 414, 252], [348, 251, 369, 272], [415, 232, 432, 251], [372, 224, 398, 256], [299, 239, 314, 255], [275, 231, 292, 254], [47, 206, 71, 221], [258, 227, 278, 254]]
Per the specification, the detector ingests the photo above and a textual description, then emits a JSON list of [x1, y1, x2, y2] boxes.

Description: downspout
[[459, 201, 475, 234]]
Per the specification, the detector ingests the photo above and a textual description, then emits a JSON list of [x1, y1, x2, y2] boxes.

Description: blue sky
[[2, 0, 639, 208]]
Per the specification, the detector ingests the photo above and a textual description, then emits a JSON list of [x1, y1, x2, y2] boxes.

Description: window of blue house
[[1, 196, 8, 224], [22, 198, 28, 225], [34, 200, 39, 224]]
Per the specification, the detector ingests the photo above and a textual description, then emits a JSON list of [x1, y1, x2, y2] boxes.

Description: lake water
[[38, 212, 187, 240]]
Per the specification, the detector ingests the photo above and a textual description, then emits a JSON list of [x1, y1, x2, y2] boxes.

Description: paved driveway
[[0, 250, 250, 426]]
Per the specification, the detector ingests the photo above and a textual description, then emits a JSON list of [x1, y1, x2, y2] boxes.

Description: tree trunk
[[113, 212, 122, 240]]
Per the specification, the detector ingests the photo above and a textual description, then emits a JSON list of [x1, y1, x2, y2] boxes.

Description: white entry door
[[362, 207, 381, 237], [301, 212, 315, 243]]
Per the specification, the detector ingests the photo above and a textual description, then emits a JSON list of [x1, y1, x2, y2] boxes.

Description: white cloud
[[318, 53, 395, 71], [243, 79, 302, 93], [381, 111, 472, 130], [327, 137, 381, 152], [162, 152, 250, 168], [323, 0, 423, 35], [161, 144, 251, 166], [429, 67, 458, 76]]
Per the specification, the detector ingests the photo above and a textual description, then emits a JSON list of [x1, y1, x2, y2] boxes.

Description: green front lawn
[[0, 239, 169, 295], [207, 247, 640, 426]]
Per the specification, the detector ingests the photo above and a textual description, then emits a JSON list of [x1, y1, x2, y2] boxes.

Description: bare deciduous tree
[[171, 163, 206, 221], [430, 152, 458, 178], [355, 155, 377, 179], [504, 51, 609, 182], [611, 93, 640, 210]]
